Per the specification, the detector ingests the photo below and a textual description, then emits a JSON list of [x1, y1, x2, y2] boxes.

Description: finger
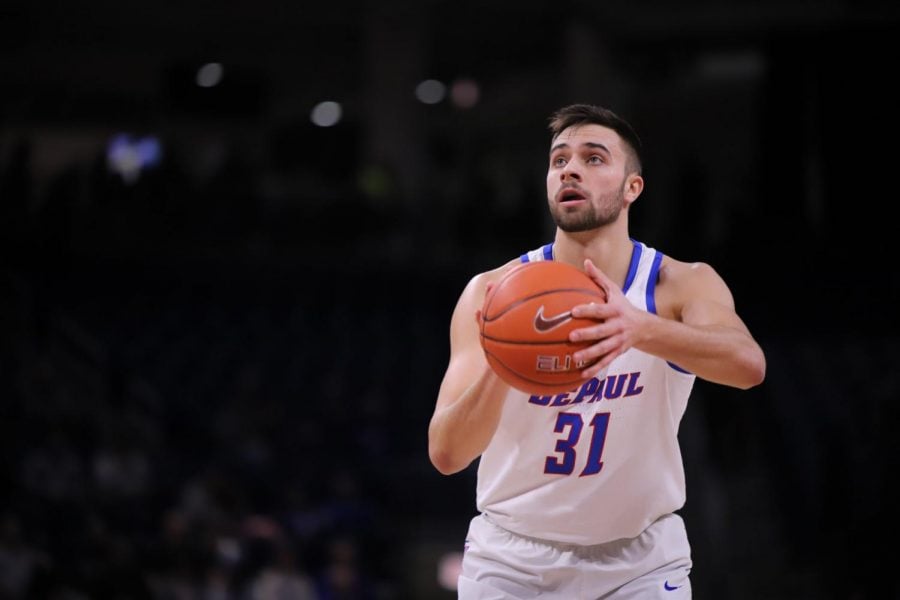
[[581, 353, 617, 379], [583, 259, 615, 297], [569, 322, 616, 343], [573, 335, 622, 365], [571, 302, 615, 320], [579, 341, 625, 378]]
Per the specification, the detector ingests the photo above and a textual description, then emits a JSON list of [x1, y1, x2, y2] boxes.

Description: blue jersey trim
[[520, 243, 554, 263], [645, 249, 663, 315], [646, 250, 692, 375], [668, 361, 692, 374], [621, 240, 642, 295]]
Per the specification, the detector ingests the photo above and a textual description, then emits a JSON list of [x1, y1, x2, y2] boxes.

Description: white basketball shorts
[[458, 512, 692, 599]]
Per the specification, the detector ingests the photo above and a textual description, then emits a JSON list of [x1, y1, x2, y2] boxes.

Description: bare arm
[[570, 258, 766, 389], [428, 271, 513, 475]]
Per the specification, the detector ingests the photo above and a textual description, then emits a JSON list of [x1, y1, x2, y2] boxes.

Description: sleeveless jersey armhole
[[646, 251, 692, 375]]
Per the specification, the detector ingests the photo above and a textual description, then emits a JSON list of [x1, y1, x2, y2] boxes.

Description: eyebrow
[[550, 141, 611, 155]]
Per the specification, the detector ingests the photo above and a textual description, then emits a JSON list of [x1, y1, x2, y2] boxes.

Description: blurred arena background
[[1, 1, 899, 598]]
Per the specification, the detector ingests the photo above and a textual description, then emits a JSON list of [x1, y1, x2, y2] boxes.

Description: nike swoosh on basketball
[[533, 305, 573, 332], [663, 581, 681, 591]]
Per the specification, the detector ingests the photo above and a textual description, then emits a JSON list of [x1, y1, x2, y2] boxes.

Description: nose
[[560, 162, 581, 182]]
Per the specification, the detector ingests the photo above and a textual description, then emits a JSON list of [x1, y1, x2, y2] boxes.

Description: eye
[[552, 156, 567, 167], [587, 155, 603, 165]]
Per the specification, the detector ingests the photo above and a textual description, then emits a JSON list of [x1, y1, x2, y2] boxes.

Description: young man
[[428, 104, 766, 599]]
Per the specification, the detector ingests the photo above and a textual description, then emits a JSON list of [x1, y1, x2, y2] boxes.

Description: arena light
[[106, 134, 162, 185], [196, 62, 224, 88], [451, 78, 480, 109], [310, 101, 343, 127], [415, 79, 446, 105]]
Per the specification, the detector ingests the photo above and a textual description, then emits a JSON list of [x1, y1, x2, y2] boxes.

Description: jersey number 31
[[544, 412, 610, 477]]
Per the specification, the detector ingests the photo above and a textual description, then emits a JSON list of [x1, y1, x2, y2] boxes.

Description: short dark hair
[[548, 104, 643, 175]]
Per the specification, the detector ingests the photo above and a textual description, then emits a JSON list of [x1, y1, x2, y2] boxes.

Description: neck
[[553, 221, 635, 288]]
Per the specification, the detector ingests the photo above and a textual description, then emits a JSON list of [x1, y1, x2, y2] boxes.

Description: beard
[[549, 186, 626, 233]]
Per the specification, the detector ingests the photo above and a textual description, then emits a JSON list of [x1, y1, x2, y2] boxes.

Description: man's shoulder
[[656, 255, 729, 309], [450, 258, 522, 320], [465, 258, 522, 293], [658, 255, 720, 286]]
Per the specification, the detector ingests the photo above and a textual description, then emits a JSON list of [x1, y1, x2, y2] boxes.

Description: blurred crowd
[[2, 123, 899, 599], [0, 268, 420, 599], [0, 135, 469, 599]]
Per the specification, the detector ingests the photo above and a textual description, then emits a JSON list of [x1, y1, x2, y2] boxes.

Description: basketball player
[[428, 104, 766, 599]]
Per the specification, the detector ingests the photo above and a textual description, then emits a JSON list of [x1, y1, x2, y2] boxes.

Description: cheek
[[597, 173, 623, 190]]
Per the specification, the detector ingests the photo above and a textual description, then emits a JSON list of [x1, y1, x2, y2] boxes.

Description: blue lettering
[[530, 372, 644, 408], [529, 394, 552, 406], [604, 374, 626, 399], [588, 377, 607, 402], [571, 378, 600, 404], [550, 392, 572, 406], [624, 372, 644, 396]]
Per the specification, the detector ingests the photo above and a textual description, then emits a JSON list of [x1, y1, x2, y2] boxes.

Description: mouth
[[557, 187, 587, 205]]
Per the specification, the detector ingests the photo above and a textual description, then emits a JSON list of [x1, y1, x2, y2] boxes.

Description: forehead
[[550, 124, 622, 153]]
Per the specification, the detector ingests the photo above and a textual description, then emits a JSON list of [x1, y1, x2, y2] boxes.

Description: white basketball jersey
[[475, 240, 696, 545]]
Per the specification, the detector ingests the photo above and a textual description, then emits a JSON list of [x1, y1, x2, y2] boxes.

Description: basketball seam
[[479, 262, 603, 394], [483, 288, 605, 322], [481, 335, 576, 345]]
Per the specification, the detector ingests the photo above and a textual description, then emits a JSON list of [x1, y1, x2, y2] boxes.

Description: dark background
[[2, 1, 899, 598]]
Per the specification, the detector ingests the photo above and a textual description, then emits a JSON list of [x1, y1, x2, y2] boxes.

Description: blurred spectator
[[316, 536, 374, 600], [247, 542, 316, 600], [92, 429, 152, 499]]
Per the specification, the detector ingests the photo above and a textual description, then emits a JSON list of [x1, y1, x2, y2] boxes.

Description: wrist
[[634, 309, 658, 348]]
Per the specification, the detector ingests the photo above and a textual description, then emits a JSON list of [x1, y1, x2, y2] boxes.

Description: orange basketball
[[480, 261, 607, 395]]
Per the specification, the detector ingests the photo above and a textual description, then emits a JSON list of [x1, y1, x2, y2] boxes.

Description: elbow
[[428, 417, 473, 475], [738, 349, 767, 390], [428, 445, 469, 476]]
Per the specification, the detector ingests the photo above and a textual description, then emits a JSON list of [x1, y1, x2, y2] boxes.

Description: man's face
[[546, 124, 632, 233]]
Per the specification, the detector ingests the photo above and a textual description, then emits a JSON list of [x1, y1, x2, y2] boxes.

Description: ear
[[623, 173, 644, 206]]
